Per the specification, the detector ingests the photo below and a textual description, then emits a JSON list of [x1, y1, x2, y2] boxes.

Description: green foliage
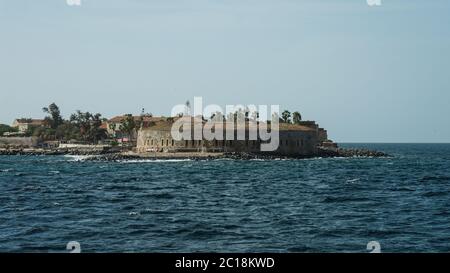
[[111, 140, 119, 147], [281, 110, 291, 123], [55, 122, 80, 141], [0, 124, 17, 136], [119, 114, 137, 139], [292, 111, 302, 124], [42, 103, 63, 129], [31, 127, 56, 140], [69, 111, 107, 143]]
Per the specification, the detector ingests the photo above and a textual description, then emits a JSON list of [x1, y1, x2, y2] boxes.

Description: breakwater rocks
[[0, 148, 115, 156], [0, 149, 64, 156], [223, 149, 388, 160], [82, 154, 141, 161], [1, 147, 389, 160], [83, 153, 222, 162], [318, 147, 389, 158], [222, 152, 291, 160]]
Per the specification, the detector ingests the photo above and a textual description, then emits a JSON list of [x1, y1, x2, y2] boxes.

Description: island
[[0, 103, 387, 160]]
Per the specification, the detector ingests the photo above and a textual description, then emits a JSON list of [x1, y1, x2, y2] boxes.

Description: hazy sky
[[1, 0, 449, 142]]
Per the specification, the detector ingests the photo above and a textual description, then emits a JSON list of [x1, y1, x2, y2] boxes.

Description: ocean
[[1, 143, 450, 253]]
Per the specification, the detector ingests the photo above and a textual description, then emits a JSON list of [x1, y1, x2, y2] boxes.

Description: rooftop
[[140, 117, 317, 132]]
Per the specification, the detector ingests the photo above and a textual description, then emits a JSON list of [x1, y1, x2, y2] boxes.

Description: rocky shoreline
[[317, 147, 389, 158], [0, 147, 389, 161]]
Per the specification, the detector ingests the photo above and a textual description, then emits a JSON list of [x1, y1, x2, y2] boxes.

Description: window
[[161, 139, 164, 146], [166, 139, 169, 146], [172, 139, 174, 146]]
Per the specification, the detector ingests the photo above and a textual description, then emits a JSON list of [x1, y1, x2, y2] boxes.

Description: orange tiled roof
[[14, 119, 45, 125], [108, 116, 164, 123]]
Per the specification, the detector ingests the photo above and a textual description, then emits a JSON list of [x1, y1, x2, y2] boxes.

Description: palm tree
[[42, 103, 63, 129]]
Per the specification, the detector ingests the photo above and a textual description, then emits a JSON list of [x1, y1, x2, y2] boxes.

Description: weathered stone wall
[[0, 137, 39, 148], [318, 128, 328, 143], [137, 128, 318, 156], [277, 130, 318, 156]]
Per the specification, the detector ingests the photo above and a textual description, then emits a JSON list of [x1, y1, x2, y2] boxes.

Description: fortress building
[[136, 117, 333, 156]]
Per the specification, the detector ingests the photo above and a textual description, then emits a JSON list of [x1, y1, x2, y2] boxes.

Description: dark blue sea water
[[1, 144, 450, 253]]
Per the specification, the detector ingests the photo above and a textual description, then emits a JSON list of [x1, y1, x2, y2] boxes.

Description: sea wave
[[64, 155, 96, 162], [119, 159, 193, 163]]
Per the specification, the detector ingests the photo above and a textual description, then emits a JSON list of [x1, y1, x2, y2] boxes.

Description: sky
[[0, 0, 449, 142]]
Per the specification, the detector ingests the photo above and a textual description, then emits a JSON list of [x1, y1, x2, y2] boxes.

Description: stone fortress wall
[[137, 119, 325, 156], [0, 137, 38, 148]]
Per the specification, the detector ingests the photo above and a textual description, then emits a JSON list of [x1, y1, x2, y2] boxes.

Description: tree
[[184, 100, 191, 116], [119, 114, 137, 140], [281, 110, 291, 123], [70, 110, 92, 138], [31, 127, 56, 141], [55, 122, 79, 141], [292, 111, 302, 124], [42, 103, 63, 129], [0, 124, 17, 136], [69, 111, 107, 143]]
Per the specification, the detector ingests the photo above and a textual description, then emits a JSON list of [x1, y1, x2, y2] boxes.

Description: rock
[[318, 147, 389, 158]]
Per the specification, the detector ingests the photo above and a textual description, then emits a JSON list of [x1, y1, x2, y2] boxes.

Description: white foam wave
[[346, 178, 361, 183], [64, 155, 95, 162], [119, 159, 193, 163]]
